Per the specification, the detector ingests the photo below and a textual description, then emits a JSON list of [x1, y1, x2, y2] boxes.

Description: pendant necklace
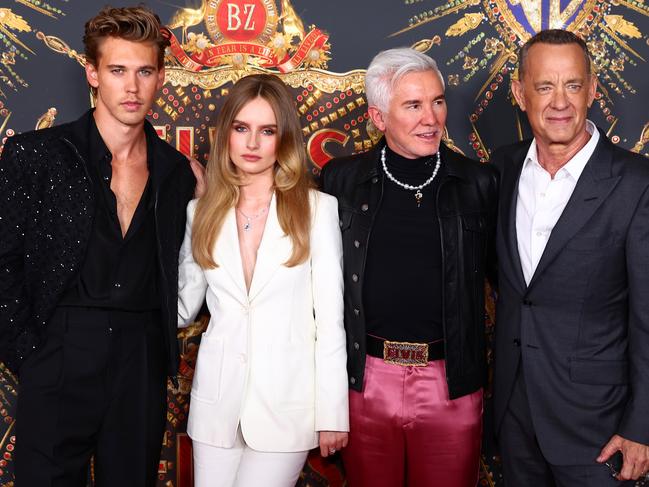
[[381, 146, 441, 207], [237, 206, 268, 232]]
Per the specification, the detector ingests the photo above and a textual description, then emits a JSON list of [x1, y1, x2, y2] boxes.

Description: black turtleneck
[[363, 145, 443, 343]]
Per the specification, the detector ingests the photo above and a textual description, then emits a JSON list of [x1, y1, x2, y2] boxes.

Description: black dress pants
[[15, 307, 167, 487], [499, 367, 632, 487]]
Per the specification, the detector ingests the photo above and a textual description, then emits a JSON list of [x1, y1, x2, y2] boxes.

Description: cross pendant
[[415, 190, 423, 207]]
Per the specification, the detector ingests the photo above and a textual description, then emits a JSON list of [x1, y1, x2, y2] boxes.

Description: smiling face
[[512, 42, 596, 155], [85, 36, 164, 129], [369, 70, 447, 159], [228, 96, 278, 180]]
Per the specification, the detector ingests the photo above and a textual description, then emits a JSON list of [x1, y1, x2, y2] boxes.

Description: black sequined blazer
[[0, 110, 195, 375]]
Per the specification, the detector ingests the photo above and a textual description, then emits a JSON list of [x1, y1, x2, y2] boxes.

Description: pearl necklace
[[380, 146, 441, 207]]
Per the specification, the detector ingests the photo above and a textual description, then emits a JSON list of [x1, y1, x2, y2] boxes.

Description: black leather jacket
[[0, 110, 195, 376], [320, 140, 497, 399]]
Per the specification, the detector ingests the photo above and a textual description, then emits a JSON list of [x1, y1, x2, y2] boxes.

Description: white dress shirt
[[516, 120, 600, 285]]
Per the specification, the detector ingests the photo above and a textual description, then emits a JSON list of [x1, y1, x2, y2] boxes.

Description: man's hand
[[318, 431, 349, 457], [188, 157, 206, 198], [597, 434, 649, 480]]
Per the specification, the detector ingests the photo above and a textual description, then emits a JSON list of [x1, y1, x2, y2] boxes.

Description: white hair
[[365, 47, 445, 113]]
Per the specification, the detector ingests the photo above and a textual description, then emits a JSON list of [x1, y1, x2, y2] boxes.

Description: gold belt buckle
[[383, 340, 429, 366]]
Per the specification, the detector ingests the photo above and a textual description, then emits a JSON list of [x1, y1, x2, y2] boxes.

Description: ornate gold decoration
[[392, 0, 647, 159], [279, 0, 305, 42], [168, 0, 207, 45], [389, 0, 481, 37], [601, 21, 646, 60], [0, 8, 33, 54], [610, 57, 625, 72], [463, 55, 478, 70], [410, 36, 441, 54], [483, 37, 503, 57], [204, 0, 278, 45], [162, 0, 330, 74], [442, 127, 465, 156], [0, 110, 11, 138], [35, 107, 57, 130], [267, 31, 293, 59], [632, 122, 649, 153], [302, 43, 332, 69], [163, 65, 365, 94], [36, 32, 86, 66], [14, 0, 64, 19], [447, 74, 460, 86], [446, 13, 484, 37], [183, 32, 214, 55], [604, 14, 642, 38]]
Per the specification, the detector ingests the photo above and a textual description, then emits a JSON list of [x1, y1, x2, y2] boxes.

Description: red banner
[[163, 27, 329, 72], [276, 28, 329, 73]]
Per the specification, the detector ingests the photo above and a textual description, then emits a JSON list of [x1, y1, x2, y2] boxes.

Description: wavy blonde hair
[[192, 74, 313, 269]]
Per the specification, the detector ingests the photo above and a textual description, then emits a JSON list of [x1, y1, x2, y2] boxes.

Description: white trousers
[[192, 428, 309, 487]]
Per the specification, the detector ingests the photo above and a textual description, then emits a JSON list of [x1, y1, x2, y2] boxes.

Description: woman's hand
[[188, 157, 206, 198], [319, 431, 349, 457]]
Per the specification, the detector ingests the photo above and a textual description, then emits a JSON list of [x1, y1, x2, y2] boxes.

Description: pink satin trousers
[[342, 356, 483, 487]]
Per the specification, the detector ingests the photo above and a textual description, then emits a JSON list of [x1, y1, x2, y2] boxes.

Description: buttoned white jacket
[[178, 190, 349, 452]]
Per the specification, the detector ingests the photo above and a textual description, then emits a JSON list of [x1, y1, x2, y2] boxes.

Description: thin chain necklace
[[237, 205, 269, 232], [381, 146, 441, 207]]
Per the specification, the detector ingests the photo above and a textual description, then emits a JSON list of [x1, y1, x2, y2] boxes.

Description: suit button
[[350, 377, 356, 385], [354, 342, 360, 350], [523, 299, 532, 306], [513, 339, 521, 347], [371, 177, 379, 184], [353, 308, 360, 316], [361, 203, 369, 212], [339, 219, 343, 227], [352, 274, 359, 282], [354, 240, 360, 248]]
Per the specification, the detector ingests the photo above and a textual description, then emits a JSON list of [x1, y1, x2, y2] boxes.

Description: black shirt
[[60, 116, 160, 311], [363, 145, 443, 342]]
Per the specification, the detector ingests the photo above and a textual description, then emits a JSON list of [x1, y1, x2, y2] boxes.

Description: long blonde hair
[[192, 74, 313, 269]]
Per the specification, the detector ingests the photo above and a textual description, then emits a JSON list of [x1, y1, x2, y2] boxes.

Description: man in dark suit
[[493, 29, 649, 486], [0, 6, 203, 486]]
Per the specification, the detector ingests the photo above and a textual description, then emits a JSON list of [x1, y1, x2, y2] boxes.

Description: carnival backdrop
[[0, 0, 648, 485]]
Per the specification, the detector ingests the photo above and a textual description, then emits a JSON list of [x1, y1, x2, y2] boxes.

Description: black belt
[[366, 334, 445, 365]]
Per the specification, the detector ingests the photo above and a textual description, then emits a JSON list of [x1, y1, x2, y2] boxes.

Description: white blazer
[[178, 190, 349, 452]]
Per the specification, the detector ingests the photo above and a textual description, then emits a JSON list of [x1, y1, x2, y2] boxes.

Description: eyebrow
[[534, 78, 584, 86], [106, 64, 157, 70], [232, 119, 278, 129], [402, 94, 445, 105]]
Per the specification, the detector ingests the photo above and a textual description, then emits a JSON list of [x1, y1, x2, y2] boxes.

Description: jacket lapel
[[499, 146, 528, 292], [248, 194, 291, 301], [214, 208, 248, 301], [527, 136, 620, 290]]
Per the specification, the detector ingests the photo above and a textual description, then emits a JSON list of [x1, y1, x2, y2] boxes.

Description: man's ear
[[511, 79, 526, 112], [157, 66, 165, 91], [85, 62, 99, 89], [586, 72, 597, 108], [368, 106, 386, 132]]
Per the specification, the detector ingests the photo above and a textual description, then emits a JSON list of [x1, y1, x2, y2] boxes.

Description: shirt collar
[[522, 120, 599, 180], [87, 112, 154, 183], [88, 114, 112, 182]]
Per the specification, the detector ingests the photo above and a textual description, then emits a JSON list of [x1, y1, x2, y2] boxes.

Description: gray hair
[[365, 47, 445, 113]]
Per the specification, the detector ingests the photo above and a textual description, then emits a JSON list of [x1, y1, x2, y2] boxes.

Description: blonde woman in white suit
[[177, 74, 349, 487]]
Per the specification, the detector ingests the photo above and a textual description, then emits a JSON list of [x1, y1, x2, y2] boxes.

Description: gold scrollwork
[[164, 65, 366, 94]]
